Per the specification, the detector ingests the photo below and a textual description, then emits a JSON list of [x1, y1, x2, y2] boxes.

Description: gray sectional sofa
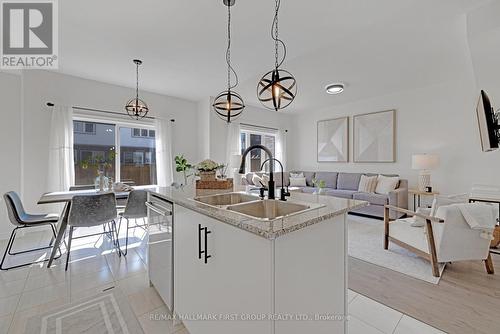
[[242, 171, 408, 219]]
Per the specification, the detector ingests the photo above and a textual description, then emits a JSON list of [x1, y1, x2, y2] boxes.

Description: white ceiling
[[58, 0, 491, 112]]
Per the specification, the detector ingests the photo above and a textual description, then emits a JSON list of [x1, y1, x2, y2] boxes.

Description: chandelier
[[257, 0, 297, 111], [125, 59, 149, 120], [212, 0, 245, 123]]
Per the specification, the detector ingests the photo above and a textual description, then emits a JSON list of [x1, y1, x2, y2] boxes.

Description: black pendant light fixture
[[125, 59, 149, 120], [212, 0, 245, 123], [257, 0, 296, 111]]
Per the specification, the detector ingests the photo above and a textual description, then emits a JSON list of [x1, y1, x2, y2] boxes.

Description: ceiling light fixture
[[325, 83, 345, 95], [125, 59, 149, 120], [212, 0, 245, 123], [257, 0, 297, 112]]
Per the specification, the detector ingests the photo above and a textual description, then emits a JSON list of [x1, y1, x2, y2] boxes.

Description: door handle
[[198, 224, 212, 264], [204, 227, 212, 264]]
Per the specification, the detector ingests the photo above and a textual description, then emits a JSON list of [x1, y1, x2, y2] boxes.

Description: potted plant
[[175, 155, 194, 186], [312, 178, 327, 195], [197, 159, 221, 181]]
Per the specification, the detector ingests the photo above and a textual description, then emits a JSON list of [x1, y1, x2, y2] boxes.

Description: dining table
[[37, 185, 155, 267]]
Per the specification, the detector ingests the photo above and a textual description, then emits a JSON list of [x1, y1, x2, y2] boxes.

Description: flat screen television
[[476, 90, 499, 152]]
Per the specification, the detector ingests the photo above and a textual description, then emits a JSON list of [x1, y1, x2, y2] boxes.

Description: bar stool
[[65, 193, 120, 270], [117, 190, 148, 256]]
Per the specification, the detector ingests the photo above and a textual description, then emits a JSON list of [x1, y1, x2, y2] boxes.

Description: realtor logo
[[1, 0, 58, 69]]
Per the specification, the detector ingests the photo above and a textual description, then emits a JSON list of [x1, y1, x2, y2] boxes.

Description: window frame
[[240, 126, 278, 173], [73, 115, 156, 185]]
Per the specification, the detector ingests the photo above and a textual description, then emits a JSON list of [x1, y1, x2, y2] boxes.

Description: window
[[73, 120, 157, 186], [240, 127, 277, 173], [132, 128, 155, 138], [120, 126, 156, 185], [74, 121, 96, 134], [73, 121, 116, 186]]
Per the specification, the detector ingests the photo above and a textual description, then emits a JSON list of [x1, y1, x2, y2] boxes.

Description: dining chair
[[65, 193, 119, 271], [117, 190, 148, 256], [1, 191, 62, 270]]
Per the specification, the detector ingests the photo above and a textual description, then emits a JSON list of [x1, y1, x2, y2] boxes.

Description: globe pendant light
[[212, 0, 245, 123], [257, 0, 296, 111], [125, 59, 149, 120]]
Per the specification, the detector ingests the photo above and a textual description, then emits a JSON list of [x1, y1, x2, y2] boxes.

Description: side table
[[408, 189, 439, 211]]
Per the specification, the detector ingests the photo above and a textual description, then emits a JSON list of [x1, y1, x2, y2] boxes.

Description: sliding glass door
[[73, 120, 157, 186]]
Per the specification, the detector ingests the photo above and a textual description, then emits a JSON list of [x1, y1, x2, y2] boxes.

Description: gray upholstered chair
[[1, 191, 62, 270], [65, 193, 118, 270], [117, 190, 148, 255]]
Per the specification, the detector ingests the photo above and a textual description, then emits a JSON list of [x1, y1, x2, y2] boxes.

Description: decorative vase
[[199, 171, 217, 182], [318, 188, 327, 195], [95, 170, 109, 192]]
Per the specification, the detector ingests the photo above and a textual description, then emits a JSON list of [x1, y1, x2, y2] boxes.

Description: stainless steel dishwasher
[[146, 193, 173, 311]]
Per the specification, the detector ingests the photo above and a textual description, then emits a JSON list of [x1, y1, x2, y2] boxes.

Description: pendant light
[[257, 0, 296, 111], [125, 59, 149, 120], [212, 0, 245, 123]]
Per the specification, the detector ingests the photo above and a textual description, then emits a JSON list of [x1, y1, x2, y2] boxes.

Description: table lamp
[[412, 154, 439, 191]]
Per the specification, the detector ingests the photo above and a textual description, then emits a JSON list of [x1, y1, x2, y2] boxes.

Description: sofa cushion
[[325, 189, 357, 199], [337, 173, 362, 191], [353, 192, 389, 206], [315, 172, 338, 188]]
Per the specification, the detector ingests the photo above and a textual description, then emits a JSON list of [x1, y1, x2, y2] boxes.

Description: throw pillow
[[261, 174, 270, 187], [289, 177, 307, 187], [252, 174, 264, 187], [375, 175, 399, 195], [430, 195, 467, 218], [358, 175, 378, 193]]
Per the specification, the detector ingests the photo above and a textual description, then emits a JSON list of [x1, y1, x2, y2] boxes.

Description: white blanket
[[455, 203, 497, 230]]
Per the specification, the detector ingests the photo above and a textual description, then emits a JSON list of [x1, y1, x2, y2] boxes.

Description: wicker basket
[[199, 171, 216, 182], [491, 226, 500, 248]]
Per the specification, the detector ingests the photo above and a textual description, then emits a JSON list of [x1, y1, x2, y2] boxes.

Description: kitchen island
[[146, 185, 367, 334]]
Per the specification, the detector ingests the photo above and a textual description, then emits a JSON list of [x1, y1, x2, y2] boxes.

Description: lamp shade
[[412, 154, 439, 170]]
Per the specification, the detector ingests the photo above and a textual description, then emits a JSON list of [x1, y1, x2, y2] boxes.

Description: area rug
[[348, 215, 445, 284], [25, 288, 144, 334]]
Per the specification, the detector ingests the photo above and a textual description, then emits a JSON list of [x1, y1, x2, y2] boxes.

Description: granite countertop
[[147, 185, 368, 239]]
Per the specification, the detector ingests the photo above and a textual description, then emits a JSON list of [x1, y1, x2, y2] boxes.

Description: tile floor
[[0, 222, 446, 334]]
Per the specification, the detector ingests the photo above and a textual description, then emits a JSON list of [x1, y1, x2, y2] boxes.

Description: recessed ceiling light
[[325, 83, 345, 95]]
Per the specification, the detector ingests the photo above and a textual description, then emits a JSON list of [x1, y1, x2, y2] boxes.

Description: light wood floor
[[349, 253, 500, 334]]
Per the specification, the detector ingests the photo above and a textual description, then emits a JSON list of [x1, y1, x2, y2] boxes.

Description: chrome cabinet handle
[[145, 201, 172, 216]]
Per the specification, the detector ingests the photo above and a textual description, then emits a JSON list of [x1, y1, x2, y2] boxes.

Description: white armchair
[[384, 204, 495, 277]]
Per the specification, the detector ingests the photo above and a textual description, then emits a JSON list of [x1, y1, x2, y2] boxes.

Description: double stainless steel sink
[[194, 192, 321, 221]]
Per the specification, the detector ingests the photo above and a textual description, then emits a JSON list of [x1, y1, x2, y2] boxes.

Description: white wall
[[0, 72, 22, 239], [467, 1, 500, 108], [18, 70, 198, 214], [288, 74, 500, 195]]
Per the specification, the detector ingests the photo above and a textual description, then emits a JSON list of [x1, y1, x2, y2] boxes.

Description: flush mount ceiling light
[[257, 0, 297, 112], [212, 0, 245, 123], [325, 83, 345, 95], [125, 59, 149, 120]]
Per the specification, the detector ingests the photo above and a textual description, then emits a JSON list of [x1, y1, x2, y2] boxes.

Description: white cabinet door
[[174, 205, 273, 334]]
